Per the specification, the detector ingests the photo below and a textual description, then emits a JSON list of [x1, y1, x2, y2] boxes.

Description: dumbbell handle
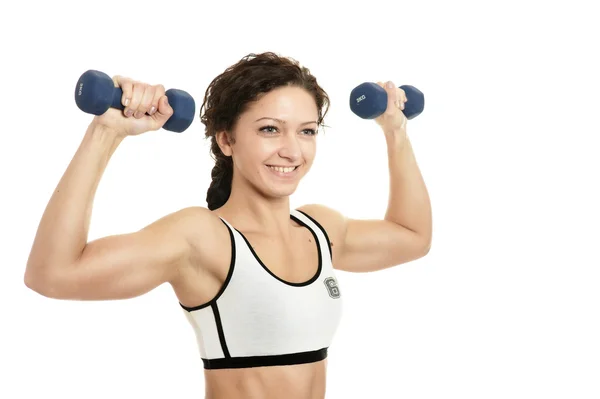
[[108, 86, 129, 111]]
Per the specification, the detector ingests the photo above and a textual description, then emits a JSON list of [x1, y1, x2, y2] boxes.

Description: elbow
[[424, 236, 432, 254], [24, 267, 66, 299], [24, 271, 52, 297], [418, 234, 432, 258]]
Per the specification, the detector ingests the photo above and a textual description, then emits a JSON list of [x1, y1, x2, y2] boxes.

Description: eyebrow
[[254, 117, 317, 126]]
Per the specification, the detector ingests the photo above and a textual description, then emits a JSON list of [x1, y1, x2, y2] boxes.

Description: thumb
[[384, 81, 398, 112], [153, 95, 174, 125]]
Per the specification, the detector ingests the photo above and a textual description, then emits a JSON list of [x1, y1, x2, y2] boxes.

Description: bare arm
[[298, 81, 432, 273], [299, 136, 430, 273], [24, 75, 191, 300], [25, 122, 123, 288]]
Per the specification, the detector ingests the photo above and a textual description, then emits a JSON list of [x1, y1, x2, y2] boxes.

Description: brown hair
[[199, 52, 330, 210]]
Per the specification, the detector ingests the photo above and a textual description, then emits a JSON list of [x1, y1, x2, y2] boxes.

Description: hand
[[374, 81, 408, 137], [91, 75, 174, 137]]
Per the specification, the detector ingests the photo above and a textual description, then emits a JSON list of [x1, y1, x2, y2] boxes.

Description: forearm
[[25, 122, 124, 282], [384, 130, 432, 242]]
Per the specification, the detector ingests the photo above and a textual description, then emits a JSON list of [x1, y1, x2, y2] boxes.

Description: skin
[[24, 75, 432, 399]]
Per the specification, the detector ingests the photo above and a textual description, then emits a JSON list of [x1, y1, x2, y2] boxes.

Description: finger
[[128, 81, 147, 118], [113, 75, 133, 108], [400, 88, 408, 101], [148, 84, 165, 116], [384, 81, 398, 113], [397, 88, 407, 110], [137, 85, 156, 118]]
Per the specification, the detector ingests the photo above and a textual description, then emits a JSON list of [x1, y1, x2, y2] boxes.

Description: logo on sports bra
[[324, 277, 341, 299]]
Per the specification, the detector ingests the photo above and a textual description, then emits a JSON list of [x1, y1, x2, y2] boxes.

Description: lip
[[265, 164, 301, 179]]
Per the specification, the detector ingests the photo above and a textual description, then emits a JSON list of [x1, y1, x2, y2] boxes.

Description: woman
[[24, 52, 432, 399]]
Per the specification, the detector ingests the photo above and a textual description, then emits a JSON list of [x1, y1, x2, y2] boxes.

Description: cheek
[[302, 141, 317, 162], [234, 143, 271, 171], [251, 138, 281, 160]]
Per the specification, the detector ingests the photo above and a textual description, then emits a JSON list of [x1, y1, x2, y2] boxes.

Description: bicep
[[336, 218, 429, 272], [45, 211, 196, 301]]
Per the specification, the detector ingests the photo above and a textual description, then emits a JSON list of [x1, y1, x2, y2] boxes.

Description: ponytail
[[206, 138, 233, 210]]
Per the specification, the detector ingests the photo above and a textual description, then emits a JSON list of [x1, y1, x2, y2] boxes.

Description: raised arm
[[298, 80, 432, 273], [24, 75, 199, 300]]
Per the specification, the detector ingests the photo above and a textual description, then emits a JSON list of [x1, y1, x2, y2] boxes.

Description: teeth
[[268, 165, 297, 173]]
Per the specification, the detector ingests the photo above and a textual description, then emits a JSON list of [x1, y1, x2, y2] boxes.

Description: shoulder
[[296, 204, 349, 257], [160, 206, 224, 234], [296, 203, 347, 228], [160, 206, 231, 260], [163, 206, 233, 284]]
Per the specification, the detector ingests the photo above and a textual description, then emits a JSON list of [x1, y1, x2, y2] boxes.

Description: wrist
[[84, 122, 125, 157], [384, 128, 408, 149], [88, 120, 124, 141]]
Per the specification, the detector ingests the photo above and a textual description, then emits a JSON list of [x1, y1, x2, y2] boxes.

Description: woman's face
[[218, 86, 320, 199]]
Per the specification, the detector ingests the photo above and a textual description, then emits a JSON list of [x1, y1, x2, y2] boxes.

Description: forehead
[[243, 86, 318, 121]]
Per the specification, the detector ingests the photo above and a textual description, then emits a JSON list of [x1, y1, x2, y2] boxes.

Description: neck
[[217, 173, 294, 237]]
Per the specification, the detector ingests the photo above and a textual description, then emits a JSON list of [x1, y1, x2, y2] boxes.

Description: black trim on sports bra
[[179, 219, 236, 312], [296, 209, 333, 261], [234, 214, 322, 287], [211, 303, 230, 358], [202, 347, 328, 370]]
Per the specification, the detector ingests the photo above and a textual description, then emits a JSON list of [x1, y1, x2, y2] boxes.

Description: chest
[[218, 259, 343, 354], [239, 228, 321, 286], [184, 220, 344, 360]]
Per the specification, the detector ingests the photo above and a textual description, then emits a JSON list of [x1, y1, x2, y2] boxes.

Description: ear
[[216, 131, 234, 156]]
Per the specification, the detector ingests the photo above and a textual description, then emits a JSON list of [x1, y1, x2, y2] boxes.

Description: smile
[[265, 164, 300, 177], [267, 165, 298, 173]]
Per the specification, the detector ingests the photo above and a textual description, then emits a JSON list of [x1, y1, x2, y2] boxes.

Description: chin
[[260, 163, 306, 197], [271, 184, 300, 198]]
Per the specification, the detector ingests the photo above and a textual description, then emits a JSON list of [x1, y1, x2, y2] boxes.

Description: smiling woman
[[24, 51, 431, 399], [201, 53, 329, 212]]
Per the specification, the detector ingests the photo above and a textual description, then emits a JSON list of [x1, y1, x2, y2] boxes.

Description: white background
[[2, 0, 599, 398]]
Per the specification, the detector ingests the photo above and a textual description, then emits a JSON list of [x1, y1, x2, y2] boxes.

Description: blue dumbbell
[[349, 82, 424, 120], [74, 70, 196, 133]]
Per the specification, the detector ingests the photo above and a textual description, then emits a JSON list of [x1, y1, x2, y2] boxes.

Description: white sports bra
[[180, 209, 343, 369]]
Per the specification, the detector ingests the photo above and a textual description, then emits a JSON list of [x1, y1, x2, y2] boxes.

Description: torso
[[170, 208, 342, 399], [203, 360, 327, 399]]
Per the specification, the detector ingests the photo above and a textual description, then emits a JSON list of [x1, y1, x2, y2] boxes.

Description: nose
[[277, 132, 302, 162]]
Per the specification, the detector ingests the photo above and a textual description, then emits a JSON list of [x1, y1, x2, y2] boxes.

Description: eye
[[259, 125, 318, 136], [260, 125, 278, 134]]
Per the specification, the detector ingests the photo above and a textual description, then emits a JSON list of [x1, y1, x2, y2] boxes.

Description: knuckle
[[146, 85, 157, 96], [139, 100, 152, 112], [122, 83, 133, 95], [129, 91, 140, 102], [129, 99, 141, 110]]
